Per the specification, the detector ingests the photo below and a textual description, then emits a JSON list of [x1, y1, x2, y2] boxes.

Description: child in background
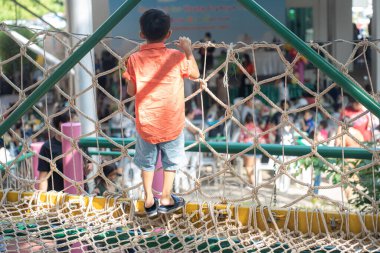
[[124, 9, 200, 217], [301, 110, 315, 135], [316, 120, 329, 142], [239, 53, 255, 98], [92, 163, 121, 196], [239, 114, 265, 185]]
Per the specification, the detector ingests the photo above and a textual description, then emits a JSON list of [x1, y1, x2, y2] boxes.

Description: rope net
[[0, 24, 379, 252]]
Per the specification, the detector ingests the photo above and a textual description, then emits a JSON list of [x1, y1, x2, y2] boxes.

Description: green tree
[[295, 156, 380, 211], [0, 0, 64, 22], [0, 27, 37, 89]]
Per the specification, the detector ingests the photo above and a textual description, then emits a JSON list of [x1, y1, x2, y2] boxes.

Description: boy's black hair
[[244, 113, 254, 124], [319, 120, 328, 129], [103, 163, 117, 178], [140, 9, 170, 42], [52, 111, 70, 130]]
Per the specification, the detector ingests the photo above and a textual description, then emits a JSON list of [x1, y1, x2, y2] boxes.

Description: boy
[[123, 9, 200, 216]]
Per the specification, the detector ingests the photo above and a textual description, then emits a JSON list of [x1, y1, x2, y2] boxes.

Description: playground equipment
[[0, 0, 379, 251]]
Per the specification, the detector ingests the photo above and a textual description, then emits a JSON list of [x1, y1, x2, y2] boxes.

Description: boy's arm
[[127, 80, 136, 96], [123, 59, 136, 96], [38, 171, 48, 191], [176, 37, 200, 79], [184, 50, 200, 79]]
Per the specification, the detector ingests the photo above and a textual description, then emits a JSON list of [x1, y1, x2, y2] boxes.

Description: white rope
[[0, 24, 379, 252]]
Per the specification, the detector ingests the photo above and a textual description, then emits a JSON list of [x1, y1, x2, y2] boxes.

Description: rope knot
[[253, 138, 260, 148], [20, 46, 27, 55], [278, 164, 287, 174], [281, 113, 289, 123], [194, 180, 201, 189], [71, 138, 77, 149], [95, 121, 102, 132], [253, 84, 260, 93], [50, 161, 57, 172], [342, 117, 350, 131], [200, 79, 207, 90], [118, 102, 124, 112], [341, 175, 349, 185], [225, 108, 233, 119], [315, 95, 321, 106], [69, 98, 75, 107], [222, 43, 234, 88], [225, 42, 234, 57], [121, 148, 129, 158], [340, 64, 348, 74], [198, 132, 206, 142], [307, 187, 315, 196]]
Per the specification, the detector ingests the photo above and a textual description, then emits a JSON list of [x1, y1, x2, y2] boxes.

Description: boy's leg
[[141, 170, 155, 207], [159, 132, 187, 206], [133, 133, 158, 208], [161, 170, 176, 206]]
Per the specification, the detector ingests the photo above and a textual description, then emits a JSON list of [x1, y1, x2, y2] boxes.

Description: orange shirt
[[124, 43, 190, 144]]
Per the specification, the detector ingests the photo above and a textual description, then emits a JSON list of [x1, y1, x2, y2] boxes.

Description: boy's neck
[[146, 40, 165, 44]]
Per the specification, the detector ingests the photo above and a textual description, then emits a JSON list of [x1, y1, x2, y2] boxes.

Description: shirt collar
[[140, 42, 166, 51]]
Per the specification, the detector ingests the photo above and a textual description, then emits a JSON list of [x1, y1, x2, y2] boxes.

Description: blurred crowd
[[1, 33, 379, 197]]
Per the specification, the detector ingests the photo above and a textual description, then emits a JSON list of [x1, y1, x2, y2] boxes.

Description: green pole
[[0, 152, 34, 171], [79, 137, 374, 160], [237, 0, 380, 119], [0, 0, 141, 136]]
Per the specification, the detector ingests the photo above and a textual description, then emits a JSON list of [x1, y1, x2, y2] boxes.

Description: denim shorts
[[134, 132, 187, 172]]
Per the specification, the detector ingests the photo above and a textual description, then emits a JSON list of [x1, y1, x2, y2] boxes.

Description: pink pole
[[61, 122, 83, 195], [152, 152, 163, 198], [31, 142, 44, 189]]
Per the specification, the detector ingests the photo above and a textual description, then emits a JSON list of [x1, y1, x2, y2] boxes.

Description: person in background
[[238, 114, 265, 185], [0, 138, 14, 165], [37, 111, 70, 192], [239, 53, 254, 98], [175, 105, 198, 192], [334, 118, 364, 201], [316, 120, 329, 143], [92, 163, 121, 196], [198, 32, 215, 73], [301, 110, 315, 135], [341, 98, 371, 142]]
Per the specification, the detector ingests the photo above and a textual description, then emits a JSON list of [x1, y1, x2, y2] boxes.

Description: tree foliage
[[0, 0, 64, 21], [295, 155, 380, 211], [0, 27, 37, 87]]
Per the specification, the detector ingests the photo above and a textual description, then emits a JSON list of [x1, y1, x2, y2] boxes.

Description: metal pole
[[0, 0, 141, 136], [66, 0, 99, 193], [79, 137, 374, 160], [9, 30, 75, 75], [237, 0, 380, 119], [67, 0, 97, 136]]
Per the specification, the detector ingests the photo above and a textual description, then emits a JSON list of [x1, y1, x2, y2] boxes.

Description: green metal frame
[[0, 152, 34, 171], [79, 137, 374, 160], [237, 0, 380, 119], [0, 0, 141, 136], [0, 0, 378, 161]]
